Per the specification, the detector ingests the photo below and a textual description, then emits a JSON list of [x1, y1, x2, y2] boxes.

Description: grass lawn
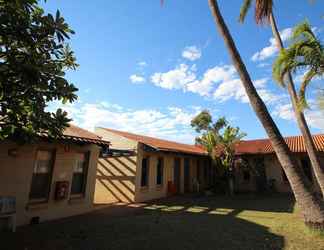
[[1, 194, 323, 250]]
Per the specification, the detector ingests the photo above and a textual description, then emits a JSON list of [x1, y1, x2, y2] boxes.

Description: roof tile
[[235, 134, 324, 155], [101, 128, 206, 155]]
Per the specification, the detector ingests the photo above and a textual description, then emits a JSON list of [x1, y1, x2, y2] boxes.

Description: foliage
[[273, 21, 324, 110], [0, 0, 78, 142], [191, 110, 246, 171], [239, 0, 273, 24]]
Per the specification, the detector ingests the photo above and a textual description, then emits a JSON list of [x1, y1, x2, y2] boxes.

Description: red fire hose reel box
[[55, 181, 69, 200], [167, 181, 177, 195]]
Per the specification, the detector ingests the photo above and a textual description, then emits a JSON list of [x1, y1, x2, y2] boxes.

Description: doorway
[[184, 158, 190, 192], [173, 158, 181, 194]]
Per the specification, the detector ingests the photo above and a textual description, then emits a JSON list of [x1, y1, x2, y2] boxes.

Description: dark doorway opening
[[184, 158, 190, 192], [174, 158, 181, 194]]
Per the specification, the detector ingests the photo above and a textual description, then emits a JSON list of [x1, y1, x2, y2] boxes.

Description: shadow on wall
[[95, 156, 136, 204], [1, 196, 287, 250]]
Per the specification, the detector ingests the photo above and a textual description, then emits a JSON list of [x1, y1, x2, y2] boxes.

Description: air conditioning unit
[[0, 197, 16, 215]]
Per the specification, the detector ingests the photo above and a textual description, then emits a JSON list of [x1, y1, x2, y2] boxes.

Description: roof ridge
[[101, 127, 199, 147], [68, 124, 103, 139]]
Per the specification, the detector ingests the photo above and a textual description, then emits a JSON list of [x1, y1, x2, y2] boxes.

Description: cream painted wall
[[235, 153, 324, 193], [95, 128, 137, 150], [0, 140, 100, 226], [93, 130, 210, 203], [95, 155, 137, 204], [134, 143, 170, 202], [134, 143, 208, 202]]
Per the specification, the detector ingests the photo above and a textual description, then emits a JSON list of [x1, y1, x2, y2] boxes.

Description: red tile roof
[[60, 125, 110, 146], [101, 128, 206, 156], [99, 127, 324, 156], [235, 134, 324, 155]]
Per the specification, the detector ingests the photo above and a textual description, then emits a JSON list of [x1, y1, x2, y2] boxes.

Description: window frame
[[70, 151, 91, 197], [140, 157, 150, 188], [156, 157, 164, 187], [29, 149, 56, 203]]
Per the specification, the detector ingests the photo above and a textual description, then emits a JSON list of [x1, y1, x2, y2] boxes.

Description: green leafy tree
[[0, 0, 78, 142], [191, 110, 246, 195]]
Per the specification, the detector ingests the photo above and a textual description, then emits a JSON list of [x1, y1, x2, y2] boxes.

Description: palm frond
[[255, 0, 273, 24], [292, 21, 316, 43], [239, 0, 252, 23], [273, 48, 293, 86], [298, 69, 317, 110]]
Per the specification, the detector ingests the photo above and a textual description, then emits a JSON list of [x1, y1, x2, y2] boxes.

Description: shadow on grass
[[147, 193, 295, 214], [0, 195, 289, 250]]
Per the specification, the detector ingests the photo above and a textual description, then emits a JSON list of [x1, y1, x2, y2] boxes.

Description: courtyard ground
[[1, 194, 323, 250]]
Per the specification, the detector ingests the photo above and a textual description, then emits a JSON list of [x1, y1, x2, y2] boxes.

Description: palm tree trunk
[[208, 0, 324, 227], [269, 12, 324, 198]]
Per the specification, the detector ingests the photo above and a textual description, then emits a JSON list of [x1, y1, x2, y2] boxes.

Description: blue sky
[[46, 0, 324, 143]]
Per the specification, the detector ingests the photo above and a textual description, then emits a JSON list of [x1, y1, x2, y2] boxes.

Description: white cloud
[[138, 61, 147, 67], [272, 102, 324, 131], [187, 65, 236, 96], [272, 103, 296, 121], [150, 63, 283, 105], [306, 109, 324, 131], [257, 62, 270, 68], [213, 79, 248, 103], [182, 46, 202, 61], [252, 28, 292, 62], [49, 101, 204, 144], [130, 74, 145, 84], [151, 64, 196, 90], [150, 64, 237, 97]]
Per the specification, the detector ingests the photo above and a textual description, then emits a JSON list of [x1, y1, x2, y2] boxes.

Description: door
[[184, 158, 190, 192], [173, 158, 181, 194]]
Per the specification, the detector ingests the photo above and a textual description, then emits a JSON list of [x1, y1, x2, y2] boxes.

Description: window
[[141, 157, 149, 187], [197, 160, 202, 182], [71, 152, 90, 195], [156, 158, 164, 186], [29, 150, 55, 200], [243, 170, 250, 182]]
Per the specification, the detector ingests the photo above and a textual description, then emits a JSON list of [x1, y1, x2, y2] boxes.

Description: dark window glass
[[197, 160, 201, 181], [29, 150, 55, 200], [301, 157, 313, 183], [243, 170, 250, 181], [156, 158, 164, 185], [71, 152, 90, 195], [141, 157, 149, 187]]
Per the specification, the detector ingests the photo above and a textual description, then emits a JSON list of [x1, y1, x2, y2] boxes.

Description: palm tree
[[239, 0, 324, 198], [273, 21, 324, 109], [208, 0, 324, 228], [191, 112, 246, 195]]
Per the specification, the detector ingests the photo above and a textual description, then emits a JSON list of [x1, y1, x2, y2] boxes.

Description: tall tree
[[191, 111, 246, 195], [0, 0, 78, 142], [208, 0, 324, 228], [239, 0, 324, 198], [273, 21, 324, 109]]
